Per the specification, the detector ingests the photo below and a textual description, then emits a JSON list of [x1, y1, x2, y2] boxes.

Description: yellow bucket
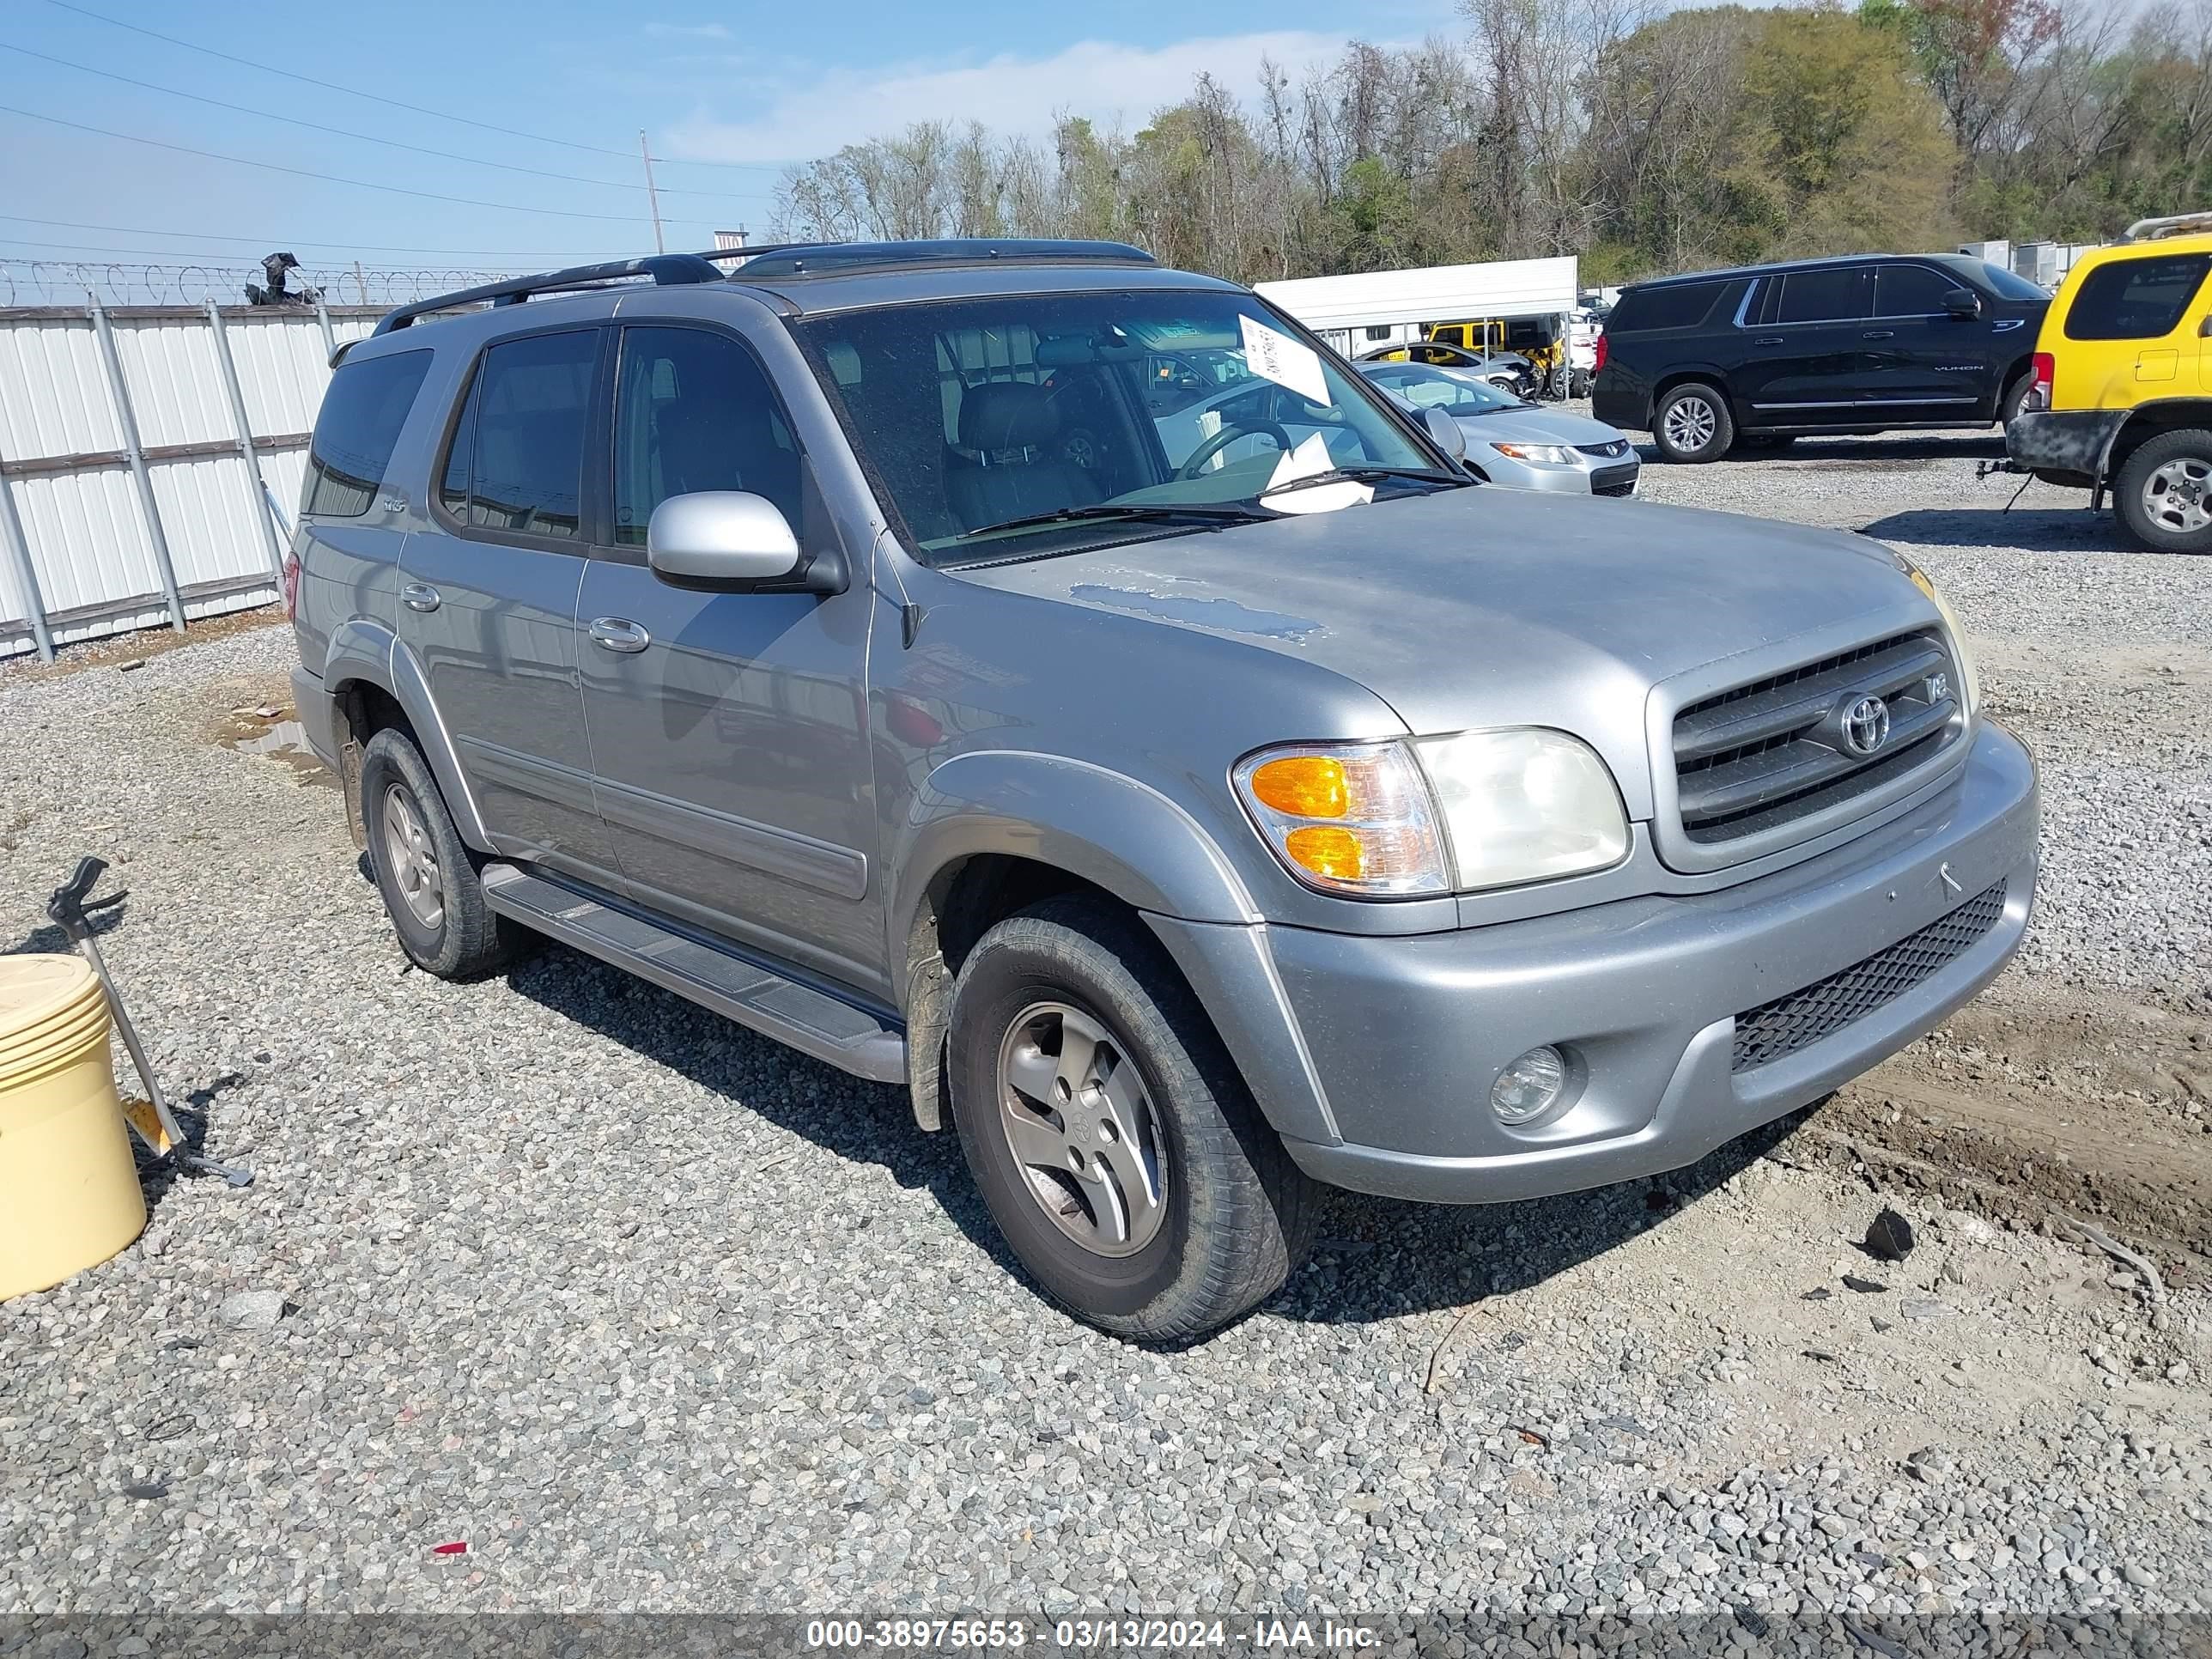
[[0, 954, 146, 1300]]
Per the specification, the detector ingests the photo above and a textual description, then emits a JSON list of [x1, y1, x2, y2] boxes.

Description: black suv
[[1592, 254, 2051, 462]]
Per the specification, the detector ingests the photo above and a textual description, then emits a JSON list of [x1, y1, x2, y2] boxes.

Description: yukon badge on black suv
[[288, 240, 2039, 1341], [1595, 254, 2051, 461]]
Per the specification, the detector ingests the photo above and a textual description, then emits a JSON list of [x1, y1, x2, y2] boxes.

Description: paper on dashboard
[[1260, 433, 1374, 515]]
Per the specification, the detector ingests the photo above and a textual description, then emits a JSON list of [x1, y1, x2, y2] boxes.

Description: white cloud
[[646, 21, 733, 40], [659, 30, 1382, 167]]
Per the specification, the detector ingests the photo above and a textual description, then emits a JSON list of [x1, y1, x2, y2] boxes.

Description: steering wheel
[[1176, 420, 1294, 480]]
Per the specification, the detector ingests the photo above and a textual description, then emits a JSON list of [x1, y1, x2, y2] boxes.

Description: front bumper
[[2006, 408, 2125, 483], [1170, 722, 2038, 1206], [1482, 453, 1640, 496]]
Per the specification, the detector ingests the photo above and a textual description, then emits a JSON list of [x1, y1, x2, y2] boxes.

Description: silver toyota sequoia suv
[[288, 240, 2039, 1341]]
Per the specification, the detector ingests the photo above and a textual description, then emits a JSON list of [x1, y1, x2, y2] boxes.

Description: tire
[[1998, 372, 2032, 428], [945, 895, 1320, 1343], [360, 727, 514, 977], [1653, 382, 1734, 462], [1568, 368, 1593, 399], [2114, 428, 2212, 555]]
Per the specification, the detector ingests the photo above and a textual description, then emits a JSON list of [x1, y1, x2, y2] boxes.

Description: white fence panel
[[0, 302, 386, 659]]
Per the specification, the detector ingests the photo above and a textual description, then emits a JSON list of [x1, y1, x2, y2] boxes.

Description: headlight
[[1891, 553, 1980, 718], [1491, 441, 1576, 465], [1234, 729, 1629, 898], [1411, 728, 1630, 890]]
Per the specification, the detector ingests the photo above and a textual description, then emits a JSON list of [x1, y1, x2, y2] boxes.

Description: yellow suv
[[2002, 213, 2212, 553]]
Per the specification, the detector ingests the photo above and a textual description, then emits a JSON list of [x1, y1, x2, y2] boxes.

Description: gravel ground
[[2, 431, 2208, 1621]]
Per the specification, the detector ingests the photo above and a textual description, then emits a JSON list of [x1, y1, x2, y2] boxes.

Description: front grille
[[1577, 440, 1633, 460], [1673, 632, 1961, 845], [1589, 463, 1639, 496], [1730, 882, 2006, 1072]]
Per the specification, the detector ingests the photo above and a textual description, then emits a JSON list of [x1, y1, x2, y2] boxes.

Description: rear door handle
[[401, 583, 441, 613], [588, 617, 652, 653], [1862, 329, 1896, 340], [1752, 336, 1784, 347]]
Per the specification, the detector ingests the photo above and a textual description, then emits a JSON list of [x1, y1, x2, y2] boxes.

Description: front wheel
[[1654, 383, 1734, 462], [2114, 428, 2212, 555], [946, 896, 1319, 1343]]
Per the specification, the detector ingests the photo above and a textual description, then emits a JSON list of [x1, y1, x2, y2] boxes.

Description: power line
[[0, 216, 658, 259], [39, 0, 790, 174], [0, 43, 775, 203], [0, 105, 722, 225]]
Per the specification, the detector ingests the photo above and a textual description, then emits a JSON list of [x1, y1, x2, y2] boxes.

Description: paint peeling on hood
[[1065, 581, 1327, 643]]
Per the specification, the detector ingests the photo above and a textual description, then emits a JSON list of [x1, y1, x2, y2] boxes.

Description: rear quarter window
[[303, 349, 432, 518], [2063, 253, 2212, 341], [1607, 281, 1727, 333]]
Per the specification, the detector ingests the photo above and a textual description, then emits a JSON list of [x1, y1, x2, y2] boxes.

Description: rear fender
[[321, 617, 491, 851]]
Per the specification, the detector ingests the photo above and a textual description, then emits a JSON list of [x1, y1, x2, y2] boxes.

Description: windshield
[[1974, 261, 2050, 301], [1359, 362, 1522, 416], [795, 289, 1441, 559]]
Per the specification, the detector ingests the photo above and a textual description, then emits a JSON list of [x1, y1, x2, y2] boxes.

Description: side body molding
[[320, 617, 493, 851]]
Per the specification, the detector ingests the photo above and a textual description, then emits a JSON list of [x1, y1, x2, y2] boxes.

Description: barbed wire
[[0, 259, 526, 308]]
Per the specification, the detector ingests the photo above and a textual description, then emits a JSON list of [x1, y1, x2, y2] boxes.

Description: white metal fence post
[[87, 291, 187, 633], [313, 295, 337, 367], [205, 300, 288, 583], [0, 435, 56, 662]]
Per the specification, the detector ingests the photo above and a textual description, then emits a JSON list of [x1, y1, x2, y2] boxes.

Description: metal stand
[[46, 857, 253, 1188]]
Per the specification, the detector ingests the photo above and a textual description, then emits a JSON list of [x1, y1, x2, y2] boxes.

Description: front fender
[[321, 618, 491, 851], [893, 750, 1261, 945]]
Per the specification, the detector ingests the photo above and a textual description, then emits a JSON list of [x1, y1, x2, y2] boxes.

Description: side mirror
[[1423, 404, 1468, 461], [646, 491, 800, 587], [1942, 287, 1983, 319]]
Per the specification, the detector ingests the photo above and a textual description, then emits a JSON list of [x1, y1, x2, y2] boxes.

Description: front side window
[[612, 326, 802, 546], [797, 289, 1446, 560], [2064, 254, 2212, 342], [1875, 264, 1962, 318], [439, 330, 596, 540], [303, 349, 431, 518], [1776, 267, 1872, 325]]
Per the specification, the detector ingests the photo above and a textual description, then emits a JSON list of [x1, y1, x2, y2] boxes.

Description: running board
[[480, 864, 907, 1084]]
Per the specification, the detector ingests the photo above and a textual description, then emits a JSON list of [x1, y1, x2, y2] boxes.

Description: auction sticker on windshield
[[1238, 314, 1328, 405]]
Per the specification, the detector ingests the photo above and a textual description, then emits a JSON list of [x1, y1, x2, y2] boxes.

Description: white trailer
[[1256, 255, 1580, 362]]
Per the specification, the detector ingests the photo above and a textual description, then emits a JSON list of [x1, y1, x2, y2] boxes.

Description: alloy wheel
[[1664, 395, 1717, 453], [2144, 455, 2212, 535], [380, 782, 446, 931], [994, 1000, 1167, 1257]]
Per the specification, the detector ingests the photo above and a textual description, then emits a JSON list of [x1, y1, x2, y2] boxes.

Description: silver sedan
[[1359, 360, 1642, 496]]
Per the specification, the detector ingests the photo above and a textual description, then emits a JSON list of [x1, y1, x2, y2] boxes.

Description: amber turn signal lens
[[1249, 756, 1350, 818], [1284, 825, 1364, 880]]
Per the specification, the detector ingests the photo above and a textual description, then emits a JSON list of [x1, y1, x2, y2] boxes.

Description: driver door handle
[[401, 582, 441, 613], [588, 617, 651, 653], [1862, 329, 1896, 340], [1752, 336, 1784, 347]]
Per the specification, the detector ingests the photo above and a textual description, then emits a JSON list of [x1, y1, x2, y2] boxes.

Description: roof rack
[[2121, 212, 2212, 243], [369, 246, 811, 335], [728, 238, 1157, 278], [368, 238, 1161, 337]]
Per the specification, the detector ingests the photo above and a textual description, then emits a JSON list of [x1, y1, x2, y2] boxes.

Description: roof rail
[[368, 246, 811, 336], [728, 238, 1157, 278], [2121, 212, 2212, 243]]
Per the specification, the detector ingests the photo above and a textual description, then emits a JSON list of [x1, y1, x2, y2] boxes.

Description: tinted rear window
[[437, 330, 597, 540], [1776, 266, 1871, 324], [303, 350, 431, 518], [2064, 253, 2212, 341], [1608, 281, 1726, 333]]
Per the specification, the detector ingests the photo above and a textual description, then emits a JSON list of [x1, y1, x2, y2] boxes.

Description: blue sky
[[1, 0, 1458, 285]]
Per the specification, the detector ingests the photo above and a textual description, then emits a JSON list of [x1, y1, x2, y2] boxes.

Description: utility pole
[[639, 131, 665, 253]]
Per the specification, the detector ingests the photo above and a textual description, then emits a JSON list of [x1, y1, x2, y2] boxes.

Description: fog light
[[1491, 1045, 1568, 1123]]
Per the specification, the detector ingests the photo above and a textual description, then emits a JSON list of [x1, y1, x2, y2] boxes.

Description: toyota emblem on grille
[[1842, 695, 1891, 755]]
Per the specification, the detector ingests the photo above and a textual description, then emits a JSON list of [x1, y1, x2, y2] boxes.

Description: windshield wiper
[[1257, 465, 1472, 499], [953, 501, 1278, 540]]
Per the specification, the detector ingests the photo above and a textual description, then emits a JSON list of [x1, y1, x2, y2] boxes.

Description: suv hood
[[951, 487, 1931, 817]]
